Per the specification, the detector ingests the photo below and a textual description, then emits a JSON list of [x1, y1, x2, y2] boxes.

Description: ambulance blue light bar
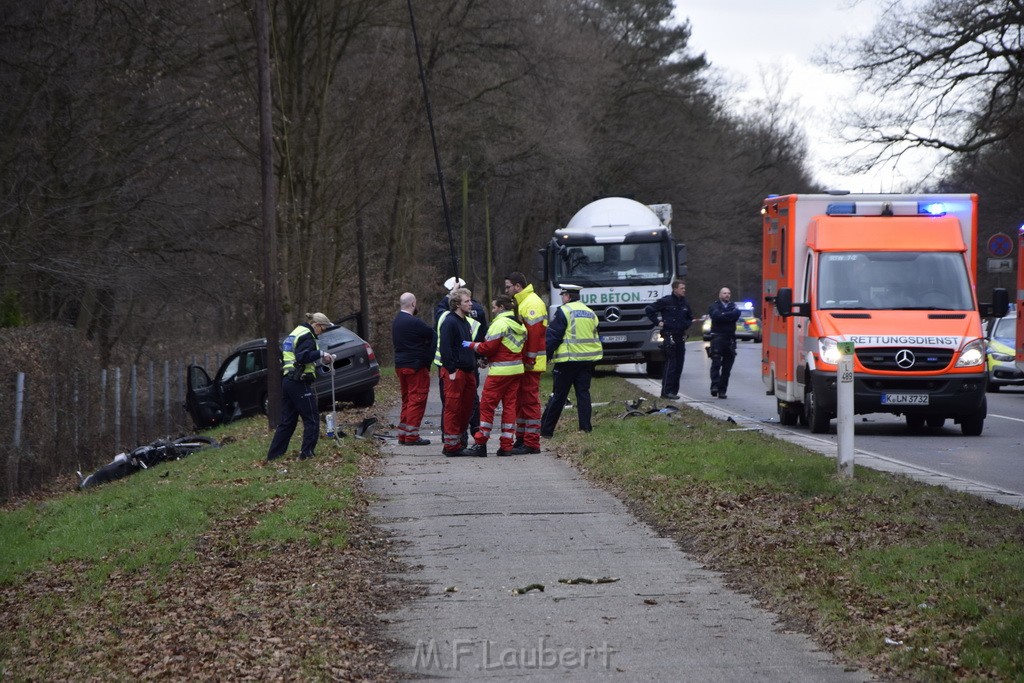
[[825, 201, 947, 216]]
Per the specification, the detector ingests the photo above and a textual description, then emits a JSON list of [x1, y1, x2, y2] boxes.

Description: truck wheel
[[777, 400, 799, 426], [960, 396, 986, 436], [804, 385, 830, 434], [645, 360, 665, 379]]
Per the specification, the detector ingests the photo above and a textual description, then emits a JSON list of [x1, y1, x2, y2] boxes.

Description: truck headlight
[[818, 337, 842, 366], [956, 339, 986, 367]]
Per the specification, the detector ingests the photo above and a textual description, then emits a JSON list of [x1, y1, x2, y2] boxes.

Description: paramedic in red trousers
[[463, 294, 526, 457], [439, 288, 484, 457], [434, 276, 486, 438], [540, 285, 603, 437], [644, 279, 693, 400], [392, 292, 434, 446], [503, 271, 547, 455], [266, 312, 335, 462], [707, 286, 741, 399]]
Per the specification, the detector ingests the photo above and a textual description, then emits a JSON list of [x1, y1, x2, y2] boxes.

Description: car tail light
[[364, 342, 378, 367]]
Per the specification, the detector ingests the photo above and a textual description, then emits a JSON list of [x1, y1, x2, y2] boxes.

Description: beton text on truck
[[536, 197, 686, 378], [762, 193, 1009, 436]]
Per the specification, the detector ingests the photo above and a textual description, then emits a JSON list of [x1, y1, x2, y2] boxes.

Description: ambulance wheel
[[926, 416, 945, 430], [905, 414, 925, 432], [804, 385, 830, 434], [960, 397, 985, 436], [777, 400, 799, 426]]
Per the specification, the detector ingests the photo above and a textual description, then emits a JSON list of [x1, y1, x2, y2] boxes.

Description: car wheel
[[804, 383, 830, 434], [645, 360, 664, 379], [778, 399, 799, 426], [351, 387, 375, 408], [260, 393, 269, 415], [960, 397, 985, 436]]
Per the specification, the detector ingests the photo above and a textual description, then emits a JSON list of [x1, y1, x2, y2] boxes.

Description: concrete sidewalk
[[368, 389, 873, 681]]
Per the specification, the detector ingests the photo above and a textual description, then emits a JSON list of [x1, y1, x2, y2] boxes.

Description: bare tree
[[821, 0, 1024, 171]]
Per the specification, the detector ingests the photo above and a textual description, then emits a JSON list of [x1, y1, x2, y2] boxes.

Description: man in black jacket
[[392, 292, 435, 446], [645, 279, 694, 400], [439, 288, 484, 456], [707, 287, 741, 399]]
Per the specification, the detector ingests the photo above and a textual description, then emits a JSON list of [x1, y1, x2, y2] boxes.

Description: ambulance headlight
[[955, 339, 986, 367], [818, 338, 842, 366]]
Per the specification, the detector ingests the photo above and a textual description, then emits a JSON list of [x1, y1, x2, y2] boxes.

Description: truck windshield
[[817, 252, 974, 311], [551, 241, 670, 286]]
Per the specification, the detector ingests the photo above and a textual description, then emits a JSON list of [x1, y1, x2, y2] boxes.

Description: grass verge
[[0, 377, 410, 681], [545, 372, 1024, 681]]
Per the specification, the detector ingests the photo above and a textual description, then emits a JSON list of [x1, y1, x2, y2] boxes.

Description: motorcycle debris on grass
[[76, 435, 219, 490]]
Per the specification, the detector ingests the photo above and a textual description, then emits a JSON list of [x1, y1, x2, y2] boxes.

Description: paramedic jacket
[[439, 313, 477, 374]]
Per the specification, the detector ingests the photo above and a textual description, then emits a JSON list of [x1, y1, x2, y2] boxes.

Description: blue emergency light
[[918, 202, 946, 216]]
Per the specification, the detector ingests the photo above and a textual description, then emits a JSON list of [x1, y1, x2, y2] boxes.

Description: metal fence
[[1, 354, 224, 501]]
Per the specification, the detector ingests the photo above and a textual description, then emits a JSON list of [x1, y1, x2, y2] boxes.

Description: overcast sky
[[672, 0, 937, 192]]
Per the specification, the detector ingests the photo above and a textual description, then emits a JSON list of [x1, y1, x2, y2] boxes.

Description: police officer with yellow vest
[[540, 285, 603, 437], [266, 312, 335, 462]]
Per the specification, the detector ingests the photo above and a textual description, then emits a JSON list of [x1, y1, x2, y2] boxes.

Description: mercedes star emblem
[[605, 306, 621, 322], [895, 349, 916, 369]]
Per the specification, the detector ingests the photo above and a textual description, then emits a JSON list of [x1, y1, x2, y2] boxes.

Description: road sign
[[988, 232, 1013, 258], [987, 258, 1013, 273]]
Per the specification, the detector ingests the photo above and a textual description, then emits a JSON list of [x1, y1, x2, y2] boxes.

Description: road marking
[[990, 412, 1024, 424]]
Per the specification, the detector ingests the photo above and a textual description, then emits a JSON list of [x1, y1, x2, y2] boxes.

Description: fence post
[[148, 361, 155, 440], [8, 373, 26, 498], [130, 365, 138, 447], [114, 367, 122, 453], [164, 360, 171, 436], [99, 368, 108, 437]]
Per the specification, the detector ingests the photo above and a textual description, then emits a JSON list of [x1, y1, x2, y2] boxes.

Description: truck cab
[[539, 197, 686, 377]]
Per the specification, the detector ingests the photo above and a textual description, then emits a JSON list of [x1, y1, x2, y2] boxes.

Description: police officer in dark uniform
[[266, 312, 335, 461], [707, 287, 741, 399], [645, 279, 693, 400]]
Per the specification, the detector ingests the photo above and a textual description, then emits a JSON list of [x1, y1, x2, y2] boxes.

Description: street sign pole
[[836, 341, 855, 478]]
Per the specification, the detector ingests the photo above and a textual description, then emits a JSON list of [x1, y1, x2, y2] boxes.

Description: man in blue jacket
[[707, 287, 741, 399], [645, 279, 693, 400]]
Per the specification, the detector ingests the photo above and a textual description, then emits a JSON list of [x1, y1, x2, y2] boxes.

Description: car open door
[[185, 365, 224, 429]]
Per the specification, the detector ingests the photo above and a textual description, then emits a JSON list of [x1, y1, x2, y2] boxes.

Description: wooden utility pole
[[256, 0, 282, 428]]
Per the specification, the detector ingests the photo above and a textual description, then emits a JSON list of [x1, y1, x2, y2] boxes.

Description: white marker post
[[836, 341, 855, 478]]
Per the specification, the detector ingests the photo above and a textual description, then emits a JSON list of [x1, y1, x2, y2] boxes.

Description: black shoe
[[718, 393, 727, 399], [298, 452, 315, 461], [459, 444, 487, 457], [512, 439, 524, 449], [509, 445, 541, 455], [444, 449, 464, 457], [402, 438, 431, 446], [710, 388, 718, 397], [539, 432, 554, 439], [660, 393, 680, 400], [496, 448, 513, 457]]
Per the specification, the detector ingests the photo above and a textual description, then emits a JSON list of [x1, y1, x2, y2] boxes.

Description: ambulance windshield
[[817, 252, 974, 311], [552, 241, 670, 286]]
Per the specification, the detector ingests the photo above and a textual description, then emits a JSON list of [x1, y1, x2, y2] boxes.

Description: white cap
[[559, 284, 583, 294], [444, 276, 467, 291]]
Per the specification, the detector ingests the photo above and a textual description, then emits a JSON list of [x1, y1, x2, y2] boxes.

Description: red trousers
[[475, 374, 521, 450], [515, 371, 543, 448], [397, 367, 431, 443], [442, 369, 478, 453]]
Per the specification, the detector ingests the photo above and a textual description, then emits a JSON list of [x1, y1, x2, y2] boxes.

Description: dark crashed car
[[185, 325, 380, 429]]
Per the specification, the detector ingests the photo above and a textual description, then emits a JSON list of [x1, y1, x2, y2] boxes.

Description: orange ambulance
[[762, 193, 1008, 436]]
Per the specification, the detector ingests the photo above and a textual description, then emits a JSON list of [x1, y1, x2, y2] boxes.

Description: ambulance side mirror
[[980, 288, 1009, 318], [774, 288, 809, 318]]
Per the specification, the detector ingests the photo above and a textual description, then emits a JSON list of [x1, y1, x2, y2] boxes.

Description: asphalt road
[[616, 340, 1024, 500]]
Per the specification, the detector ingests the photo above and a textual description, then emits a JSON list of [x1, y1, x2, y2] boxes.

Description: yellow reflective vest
[[551, 301, 603, 364], [281, 324, 320, 379], [484, 311, 526, 376], [433, 311, 482, 367]]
